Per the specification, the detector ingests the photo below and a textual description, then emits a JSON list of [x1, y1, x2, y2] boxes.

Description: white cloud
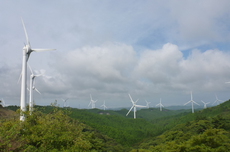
[[1, 1, 230, 108]]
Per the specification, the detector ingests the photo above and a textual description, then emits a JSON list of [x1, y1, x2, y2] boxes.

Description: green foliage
[[0, 107, 124, 151], [2, 99, 230, 151], [136, 111, 230, 151]]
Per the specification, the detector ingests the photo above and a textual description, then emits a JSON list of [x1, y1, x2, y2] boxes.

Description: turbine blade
[[184, 100, 191, 105], [128, 94, 134, 103], [193, 101, 200, 105], [88, 101, 92, 107], [126, 106, 134, 116], [212, 100, 217, 105], [35, 88, 41, 94], [135, 99, 139, 103], [17, 72, 22, 84], [21, 18, 29, 45], [35, 74, 42, 77], [32, 49, 56, 52], [136, 105, 147, 108], [28, 64, 33, 75], [191, 91, 193, 100]]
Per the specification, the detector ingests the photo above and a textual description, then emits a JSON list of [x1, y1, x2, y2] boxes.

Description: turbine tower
[[201, 100, 210, 109], [20, 19, 55, 121], [212, 94, 222, 105], [184, 91, 199, 113], [28, 65, 42, 115], [156, 98, 164, 111], [126, 94, 146, 119], [101, 101, 107, 110], [88, 94, 97, 109], [145, 100, 151, 108]]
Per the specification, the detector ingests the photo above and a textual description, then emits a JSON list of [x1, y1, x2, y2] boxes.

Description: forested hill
[[134, 99, 230, 151], [2, 99, 230, 151]]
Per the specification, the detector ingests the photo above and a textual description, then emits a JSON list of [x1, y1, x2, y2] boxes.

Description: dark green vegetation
[[1, 99, 230, 151]]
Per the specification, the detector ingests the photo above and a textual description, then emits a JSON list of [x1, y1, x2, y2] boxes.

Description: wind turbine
[[20, 19, 55, 121], [28, 65, 43, 115], [62, 98, 69, 107], [126, 94, 146, 119], [184, 91, 199, 113], [145, 100, 151, 108], [201, 100, 210, 109], [88, 94, 97, 109], [101, 101, 107, 110], [156, 98, 164, 111], [0, 98, 9, 107], [212, 94, 222, 105]]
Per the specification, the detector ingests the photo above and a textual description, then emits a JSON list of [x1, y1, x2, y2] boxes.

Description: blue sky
[[1, 0, 230, 109]]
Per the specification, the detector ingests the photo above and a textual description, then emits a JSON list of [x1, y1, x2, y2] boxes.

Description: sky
[[1, 0, 230, 109]]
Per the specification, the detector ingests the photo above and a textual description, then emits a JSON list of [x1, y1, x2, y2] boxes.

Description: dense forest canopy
[[1, 99, 230, 151]]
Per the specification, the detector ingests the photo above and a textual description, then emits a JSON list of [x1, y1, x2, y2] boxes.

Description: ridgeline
[[1, 99, 230, 151]]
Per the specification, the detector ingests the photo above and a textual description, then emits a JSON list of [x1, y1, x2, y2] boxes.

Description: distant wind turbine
[[184, 91, 199, 113], [212, 94, 222, 105], [28, 65, 43, 115], [156, 98, 164, 111], [201, 100, 210, 109], [1, 98, 9, 107], [145, 100, 151, 108], [62, 98, 69, 107], [20, 19, 55, 121], [88, 94, 97, 109], [101, 101, 107, 110], [126, 94, 146, 119]]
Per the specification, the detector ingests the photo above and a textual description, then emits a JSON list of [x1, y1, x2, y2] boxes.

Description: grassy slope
[[0, 106, 17, 120]]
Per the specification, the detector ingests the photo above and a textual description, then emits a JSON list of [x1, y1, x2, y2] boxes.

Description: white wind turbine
[[145, 100, 151, 108], [1, 98, 9, 107], [101, 101, 107, 110], [20, 19, 55, 121], [212, 94, 222, 105], [28, 65, 43, 115], [201, 100, 210, 109], [184, 91, 199, 113], [62, 98, 69, 107], [88, 94, 97, 109], [126, 94, 146, 119], [156, 98, 164, 111]]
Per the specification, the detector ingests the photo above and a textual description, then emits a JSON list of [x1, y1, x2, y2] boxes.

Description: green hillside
[[0, 107, 125, 151], [133, 99, 230, 151], [2, 99, 230, 151]]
